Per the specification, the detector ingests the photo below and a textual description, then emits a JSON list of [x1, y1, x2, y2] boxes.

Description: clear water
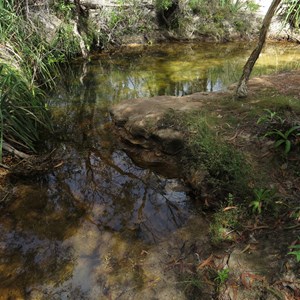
[[0, 42, 299, 299]]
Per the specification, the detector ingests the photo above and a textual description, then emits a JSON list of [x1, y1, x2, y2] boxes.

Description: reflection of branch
[[139, 219, 160, 243], [92, 148, 186, 219], [137, 183, 148, 222], [91, 148, 143, 181], [166, 200, 182, 228]]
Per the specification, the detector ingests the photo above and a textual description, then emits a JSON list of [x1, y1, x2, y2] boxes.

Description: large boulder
[[110, 92, 224, 177]]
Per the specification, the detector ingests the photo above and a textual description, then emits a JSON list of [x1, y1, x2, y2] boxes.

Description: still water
[[0, 42, 299, 299]]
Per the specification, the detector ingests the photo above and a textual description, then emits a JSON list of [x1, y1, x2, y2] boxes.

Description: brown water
[[0, 42, 299, 299]]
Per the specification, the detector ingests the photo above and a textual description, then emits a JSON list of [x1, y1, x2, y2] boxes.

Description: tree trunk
[[73, 0, 88, 58], [235, 0, 282, 99]]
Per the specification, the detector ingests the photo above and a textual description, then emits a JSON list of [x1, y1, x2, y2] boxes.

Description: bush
[[161, 110, 251, 200]]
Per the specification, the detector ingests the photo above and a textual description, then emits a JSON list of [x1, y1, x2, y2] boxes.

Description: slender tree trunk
[[235, 0, 282, 99], [25, 0, 29, 19], [73, 0, 88, 58]]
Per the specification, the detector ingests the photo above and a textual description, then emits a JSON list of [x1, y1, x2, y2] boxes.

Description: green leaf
[[286, 125, 300, 137], [288, 250, 300, 262], [274, 139, 286, 149], [284, 140, 291, 154]]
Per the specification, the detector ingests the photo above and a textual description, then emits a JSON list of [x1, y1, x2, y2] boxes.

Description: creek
[[0, 42, 299, 299]]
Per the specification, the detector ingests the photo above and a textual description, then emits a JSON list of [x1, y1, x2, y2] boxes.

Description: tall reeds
[[0, 1, 64, 160]]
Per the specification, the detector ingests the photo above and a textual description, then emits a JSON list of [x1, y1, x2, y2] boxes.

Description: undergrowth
[[183, 112, 251, 199], [0, 0, 89, 159], [161, 109, 252, 200]]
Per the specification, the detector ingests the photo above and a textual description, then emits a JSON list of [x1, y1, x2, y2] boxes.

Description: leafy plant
[[215, 268, 229, 285], [265, 125, 300, 155], [53, 1, 75, 19], [249, 188, 275, 214], [288, 244, 300, 262], [156, 0, 173, 10], [210, 193, 240, 243], [257, 109, 285, 125], [246, 0, 260, 12]]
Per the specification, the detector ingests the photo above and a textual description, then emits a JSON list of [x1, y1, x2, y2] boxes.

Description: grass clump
[[0, 0, 90, 160], [209, 193, 241, 244], [0, 2, 57, 159], [0, 65, 52, 155], [179, 111, 251, 200], [159, 109, 252, 204]]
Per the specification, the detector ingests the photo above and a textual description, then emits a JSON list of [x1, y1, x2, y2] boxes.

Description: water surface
[[1, 41, 299, 299]]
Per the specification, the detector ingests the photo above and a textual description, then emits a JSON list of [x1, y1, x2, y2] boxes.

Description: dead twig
[[0, 163, 10, 170]]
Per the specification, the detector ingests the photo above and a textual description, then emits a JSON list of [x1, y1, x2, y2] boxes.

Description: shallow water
[[0, 42, 299, 299]]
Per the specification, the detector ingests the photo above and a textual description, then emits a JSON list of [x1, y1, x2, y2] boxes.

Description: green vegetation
[[249, 188, 276, 214], [265, 125, 300, 155], [96, 0, 155, 46], [257, 109, 285, 125], [215, 268, 229, 286], [156, 0, 173, 10], [181, 112, 251, 199], [0, 0, 92, 160], [255, 104, 300, 156], [288, 243, 300, 262], [178, 273, 203, 300], [279, 0, 300, 28], [53, 1, 76, 19], [209, 193, 241, 243], [0, 1, 54, 159], [179, 0, 259, 38]]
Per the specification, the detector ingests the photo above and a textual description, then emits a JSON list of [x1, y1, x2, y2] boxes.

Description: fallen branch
[[3, 142, 30, 159], [0, 163, 10, 170]]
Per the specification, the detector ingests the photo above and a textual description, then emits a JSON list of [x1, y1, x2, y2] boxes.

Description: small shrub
[[257, 109, 285, 125], [246, 0, 260, 12], [249, 188, 275, 214], [265, 125, 300, 155], [210, 194, 240, 243], [215, 268, 229, 285], [288, 244, 300, 262], [184, 114, 251, 198], [53, 1, 75, 20], [156, 0, 173, 10]]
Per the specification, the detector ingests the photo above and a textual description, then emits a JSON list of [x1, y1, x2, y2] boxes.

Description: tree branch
[[3, 142, 30, 159]]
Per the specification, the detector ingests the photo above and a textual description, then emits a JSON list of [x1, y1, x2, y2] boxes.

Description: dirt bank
[[109, 70, 300, 299]]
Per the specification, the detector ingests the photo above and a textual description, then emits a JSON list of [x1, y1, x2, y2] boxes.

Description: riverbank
[[110, 70, 300, 298]]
